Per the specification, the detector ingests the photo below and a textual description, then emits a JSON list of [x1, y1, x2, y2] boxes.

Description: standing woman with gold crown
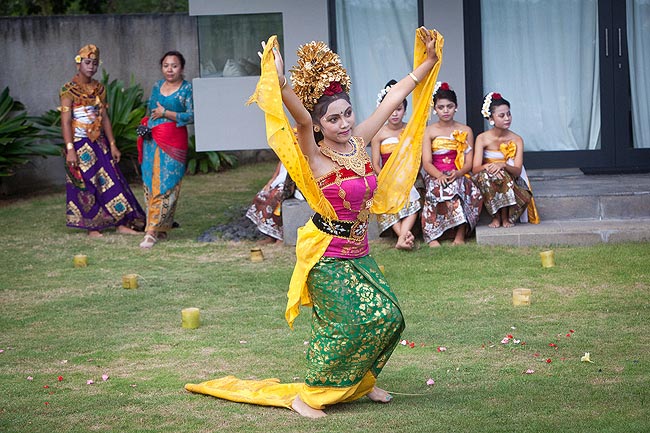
[[60, 44, 145, 237], [185, 28, 443, 418]]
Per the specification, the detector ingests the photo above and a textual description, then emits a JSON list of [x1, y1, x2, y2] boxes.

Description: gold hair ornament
[[290, 41, 351, 111]]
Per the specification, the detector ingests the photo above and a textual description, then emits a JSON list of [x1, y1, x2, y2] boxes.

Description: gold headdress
[[289, 41, 351, 112], [75, 44, 100, 64]]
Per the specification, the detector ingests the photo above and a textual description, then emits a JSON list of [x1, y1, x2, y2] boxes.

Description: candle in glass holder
[[181, 307, 200, 329], [122, 274, 138, 289], [540, 250, 555, 268], [73, 254, 88, 268], [512, 288, 532, 306], [250, 247, 264, 262]]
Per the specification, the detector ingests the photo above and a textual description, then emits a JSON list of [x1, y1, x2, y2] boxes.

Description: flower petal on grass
[[58, 376, 63, 382], [86, 379, 94, 385], [501, 337, 510, 344], [581, 352, 594, 363], [102, 374, 109, 381], [426, 378, 435, 386], [27, 376, 33, 381], [437, 346, 447, 352], [545, 358, 552, 363], [525, 369, 535, 374]]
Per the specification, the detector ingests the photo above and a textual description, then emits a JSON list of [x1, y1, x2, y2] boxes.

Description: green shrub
[[186, 135, 238, 175], [0, 87, 60, 177]]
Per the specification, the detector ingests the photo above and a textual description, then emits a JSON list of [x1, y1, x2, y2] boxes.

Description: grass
[[1, 160, 648, 432]]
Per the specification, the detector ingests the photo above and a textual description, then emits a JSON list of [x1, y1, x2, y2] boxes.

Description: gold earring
[[314, 125, 320, 133]]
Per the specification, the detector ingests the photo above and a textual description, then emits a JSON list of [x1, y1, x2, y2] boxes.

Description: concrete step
[[529, 171, 650, 221], [475, 218, 650, 246]]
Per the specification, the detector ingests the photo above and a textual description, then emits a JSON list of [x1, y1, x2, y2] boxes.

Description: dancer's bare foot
[[117, 225, 139, 235], [428, 239, 441, 247], [258, 236, 276, 245], [88, 230, 103, 238], [452, 239, 466, 245], [291, 396, 326, 419], [488, 217, 501, 228], [367, 386, 393, 403], [502, 220, 515, 228]]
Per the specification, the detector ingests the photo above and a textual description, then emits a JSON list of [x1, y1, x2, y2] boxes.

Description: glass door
[[465, 0, 650, 172]]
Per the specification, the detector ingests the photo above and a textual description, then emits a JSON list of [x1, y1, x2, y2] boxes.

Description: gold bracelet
[[408, 72, 420, 85], [65, 142, 74, 151], [110, 140, 116, 147], [280, 76, 288, 89]]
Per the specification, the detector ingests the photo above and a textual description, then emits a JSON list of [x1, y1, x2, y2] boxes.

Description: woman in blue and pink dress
[[60, 44, 144, 237], [371, 80, 421, 250], [420, 82, 482, 246]]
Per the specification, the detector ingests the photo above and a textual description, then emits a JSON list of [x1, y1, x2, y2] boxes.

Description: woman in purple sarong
[[60, 44, 145, 237]]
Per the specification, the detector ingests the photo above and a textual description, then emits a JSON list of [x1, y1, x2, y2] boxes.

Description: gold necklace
[[319, 137, 369, 176]]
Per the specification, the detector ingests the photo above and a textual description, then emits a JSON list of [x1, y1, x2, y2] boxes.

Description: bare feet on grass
[[395, 231, 415, 250], [292, 396, 326, 419], [88, 230, 103, 238], [428, 239, 441, 248], [117, 225, 139, 235], [367, 386, 393, 403]]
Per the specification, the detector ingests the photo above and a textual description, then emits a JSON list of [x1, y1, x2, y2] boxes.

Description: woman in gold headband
[[60, 44, 145, 237], [186, 28, 444, 418]]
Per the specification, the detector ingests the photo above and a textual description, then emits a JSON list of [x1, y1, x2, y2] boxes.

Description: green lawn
[[1, 161, 648, 432]]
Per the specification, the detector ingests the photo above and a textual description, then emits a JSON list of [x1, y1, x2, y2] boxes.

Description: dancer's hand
[[418, 26, 439, 64], [66, 148, 78, 167], [110, 142, 121, 163], [259, 40, 285, 85]]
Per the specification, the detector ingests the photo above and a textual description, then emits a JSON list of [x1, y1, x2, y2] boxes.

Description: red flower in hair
[[440, 82, 450, 91], [323, 81, 343, 96], [492, 92, 502, 100]]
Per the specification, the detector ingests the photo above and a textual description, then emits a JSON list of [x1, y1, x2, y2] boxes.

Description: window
[[197, 13, 284, 78]]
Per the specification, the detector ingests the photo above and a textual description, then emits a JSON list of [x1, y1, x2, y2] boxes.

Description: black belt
[[312, 212, 368, 242]]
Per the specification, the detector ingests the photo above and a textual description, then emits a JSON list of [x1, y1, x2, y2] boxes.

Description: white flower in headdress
[[481, 92, 495, 119], [376, 85, 392, 107]]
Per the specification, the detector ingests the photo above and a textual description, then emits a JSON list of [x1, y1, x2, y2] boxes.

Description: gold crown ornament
[[76, 44, 100, 63], [289, 41, 351, 111]]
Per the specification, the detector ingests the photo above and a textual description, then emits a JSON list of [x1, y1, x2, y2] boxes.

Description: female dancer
[[60, 44, 144, 237], [472, 92, 539, 227], [139, 51, 193, 248], [186, 28, 443, 417], [371, 80, 421, 250], [420, 82, 482, 246]]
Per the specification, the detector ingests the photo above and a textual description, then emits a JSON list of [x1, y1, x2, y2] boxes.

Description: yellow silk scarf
[[248, 31, 444, 328], [373, 28, 444, 213]]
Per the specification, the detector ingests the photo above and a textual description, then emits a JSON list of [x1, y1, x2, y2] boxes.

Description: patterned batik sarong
[[245, 164, 290, 240], [61, 79, 145, 231], [376, 137, 421, 234], [421, 132, 482, 242], [472, 144, 534, 223], [66, 137, 145, 230]]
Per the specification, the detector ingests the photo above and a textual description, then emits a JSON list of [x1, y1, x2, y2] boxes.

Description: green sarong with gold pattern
[[305, 255, 405, 388]]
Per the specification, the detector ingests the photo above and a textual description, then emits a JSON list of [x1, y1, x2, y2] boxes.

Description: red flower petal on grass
[[566, 333, 571, 337], [549, 343, 557, 347], [43, 385, 49, 389], [409, 342, 415, 348], [545, 358, 552, 363], [569, 330, 575, 333], [58, 376, 63, 382], [44, 402, 49, 406], [507, 334, 514, 339], [533, 353, 540, 357], [437, 346, 447, 352]]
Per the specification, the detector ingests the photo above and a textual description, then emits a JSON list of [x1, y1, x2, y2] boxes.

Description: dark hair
[[160, 50, 186, 69], [310, 91, 351, 142], [489, 95, 510, 117], [433, 88, 457, 106], [379, 79, 407, 110]]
